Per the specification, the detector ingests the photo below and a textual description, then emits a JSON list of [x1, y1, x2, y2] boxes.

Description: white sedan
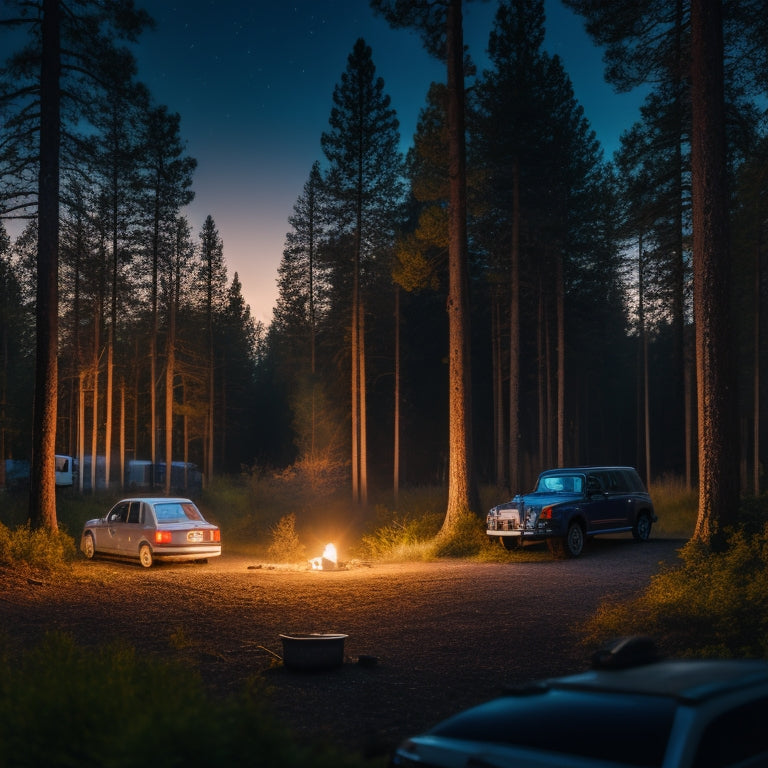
[[81, 497, 221, 568]]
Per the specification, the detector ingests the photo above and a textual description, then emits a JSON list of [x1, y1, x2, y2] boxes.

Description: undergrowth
[[583, 522, 768, 659], [0, 632, 376, 768]]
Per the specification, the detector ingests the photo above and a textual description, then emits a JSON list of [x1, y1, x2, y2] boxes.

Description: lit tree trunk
[[690, 0, 739, 547], [441, 0, 479, 534], [78, 371, 85, 492], [359, 302, 368, 505], [30, 0, 60, 529], [394, 286, 401, 502], [119, 380, 125, 489], [351, 264, 360, 502], [164, 316, 174, 497]]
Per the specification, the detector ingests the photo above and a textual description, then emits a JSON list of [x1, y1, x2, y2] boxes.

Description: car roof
[[116, 497, 195, 505], [550, 659, 768, 704], [539, 466, 638, 474]]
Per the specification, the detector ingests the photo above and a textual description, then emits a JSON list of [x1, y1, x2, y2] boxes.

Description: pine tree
[[320, 37, 404, 505], [0, 0, 152, 527], [371, 0, 482, 532]]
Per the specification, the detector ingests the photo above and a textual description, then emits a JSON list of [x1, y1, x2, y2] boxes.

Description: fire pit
[[279, 633, 348, 670]]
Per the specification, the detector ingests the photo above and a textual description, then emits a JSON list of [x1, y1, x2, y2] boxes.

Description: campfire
[[309, 543, 338, 570]]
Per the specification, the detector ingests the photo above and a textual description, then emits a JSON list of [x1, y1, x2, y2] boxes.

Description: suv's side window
[[586, 475, 604, 493], [693, 697, 768, 767]]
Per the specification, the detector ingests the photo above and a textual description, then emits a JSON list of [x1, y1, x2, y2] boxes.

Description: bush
[[267, 513, 307, 563], [0, 632, 374, 768], [582, 524, 768, 658], [0, 521, 77, 571]]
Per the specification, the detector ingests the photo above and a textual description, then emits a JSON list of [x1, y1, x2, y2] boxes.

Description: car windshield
[[431, 689, 675, 767], [536, 474, 583, 493], [153, 502, 203, 523]]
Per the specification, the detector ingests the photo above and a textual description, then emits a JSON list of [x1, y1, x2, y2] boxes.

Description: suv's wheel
[[632, 511, 653, 541], [548, 521, 585, 559]]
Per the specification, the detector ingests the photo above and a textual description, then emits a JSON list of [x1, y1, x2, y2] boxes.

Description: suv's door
[[594, 470, 634, 531]]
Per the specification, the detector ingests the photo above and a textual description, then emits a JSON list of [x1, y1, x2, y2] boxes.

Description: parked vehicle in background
[[486, 466, 656, 558], [392, 637, 768, 768], [55, 454, 75, 486], [81, 497, 221, 567]]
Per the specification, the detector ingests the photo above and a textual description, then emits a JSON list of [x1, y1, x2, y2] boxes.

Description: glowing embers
[[309, 543, 338, 570]]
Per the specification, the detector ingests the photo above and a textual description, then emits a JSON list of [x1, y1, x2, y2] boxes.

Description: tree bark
[[441, 0, 479, 535], [690, 0, 740, 547], [29, 0, 61, 529]]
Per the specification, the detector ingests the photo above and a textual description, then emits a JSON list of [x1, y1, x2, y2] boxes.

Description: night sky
[[133, 1, 643, 324]]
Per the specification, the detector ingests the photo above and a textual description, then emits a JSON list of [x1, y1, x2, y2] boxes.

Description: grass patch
[[0, 632, 376, 768], [648, 476, 698, 538]]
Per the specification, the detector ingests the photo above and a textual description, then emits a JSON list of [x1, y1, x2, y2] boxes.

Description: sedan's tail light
[[540, 506, 554, 520], [212, 529, 220, 542], [155, 530, 172, 544]]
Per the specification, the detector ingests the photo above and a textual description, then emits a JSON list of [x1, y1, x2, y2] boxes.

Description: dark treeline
[[2, 0, 768, 515]]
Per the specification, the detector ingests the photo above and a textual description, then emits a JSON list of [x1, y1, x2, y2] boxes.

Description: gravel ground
[[0, 536, 685, 758]]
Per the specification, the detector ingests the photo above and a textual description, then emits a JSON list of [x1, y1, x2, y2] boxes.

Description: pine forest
[[1, 0, 767, 537]]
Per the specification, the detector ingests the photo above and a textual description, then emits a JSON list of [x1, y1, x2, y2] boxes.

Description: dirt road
[[1, 536, 684, 757]]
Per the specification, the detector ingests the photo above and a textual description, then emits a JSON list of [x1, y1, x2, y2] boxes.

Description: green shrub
[[0, 632, 374, 768], [267, 513, 307, 562], [0, 521, 76, 570], [582, 524, 768, 658]]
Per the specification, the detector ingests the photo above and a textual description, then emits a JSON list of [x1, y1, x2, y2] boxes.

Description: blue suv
[[486, 466, 656, 558]]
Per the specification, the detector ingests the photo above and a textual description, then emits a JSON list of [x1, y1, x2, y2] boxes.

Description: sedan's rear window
[[153, 502, 203, 522], [431, 689, 675, 767]]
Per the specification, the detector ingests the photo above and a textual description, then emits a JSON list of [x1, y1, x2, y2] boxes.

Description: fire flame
[[310, 543, 338, 570]]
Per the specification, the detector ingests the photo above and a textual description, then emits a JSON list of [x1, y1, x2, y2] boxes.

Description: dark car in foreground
[[81, 497, 221, 567], [487, 466, 656, 557], [392, 638, 768, 768]]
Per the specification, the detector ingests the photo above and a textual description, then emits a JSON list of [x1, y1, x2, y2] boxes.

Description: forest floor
[[0, 537, 684, 759]]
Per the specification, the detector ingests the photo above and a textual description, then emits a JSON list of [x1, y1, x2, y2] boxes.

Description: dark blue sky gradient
[[133, 1, 643, 323]]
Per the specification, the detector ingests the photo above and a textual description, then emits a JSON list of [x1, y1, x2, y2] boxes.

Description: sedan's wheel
[[500, 536, 521, 551], [138, 543, 153, 568], [633, 512, 653, 541], [82, 532, 95, 560]]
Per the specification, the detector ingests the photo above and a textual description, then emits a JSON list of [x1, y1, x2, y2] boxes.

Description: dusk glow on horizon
[[131, 1, 643, 326]]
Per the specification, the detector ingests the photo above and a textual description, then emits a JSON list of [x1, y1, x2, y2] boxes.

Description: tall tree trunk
[[690, 0, 740, 547], [492, 293, 503, 485], [359, 302, 368, 505], [351, 270, 359, 502], [509, 158, 520, 491], [441, 0, 479, 534], [164, 282, 175, 496], [754, 234, 761, 494], [394, 286, 400, 503], [556, 251, 565, 466], [30, 0, 60, 529], [639, 236, 652, 484]]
